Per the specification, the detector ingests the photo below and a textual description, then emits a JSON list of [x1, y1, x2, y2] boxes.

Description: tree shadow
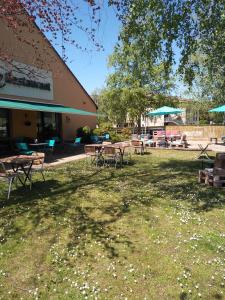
[[157, 159, 225, 212]]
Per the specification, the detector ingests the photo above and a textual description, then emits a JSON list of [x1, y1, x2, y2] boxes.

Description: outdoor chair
[[131, 140, 145, 154], [45, 139, 56, 154], [84, 145, 103, 166], [0, 162, 19, 200], [15, 142, 33, 155], [90, 135, 102, 144], [122, 145, 133, 164], [103, 133, 110, 141], [102, 146, 122, 168], [170, 134, 188, 148], [199, 152, 225, 187], [25, 153, 46, 186], [144, 139, 156, 147], [68, 137, 82, 147], [74, 137, 81, 145]]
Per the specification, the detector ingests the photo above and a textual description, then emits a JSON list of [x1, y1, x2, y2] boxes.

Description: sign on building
[[0, 60, 53, 100]]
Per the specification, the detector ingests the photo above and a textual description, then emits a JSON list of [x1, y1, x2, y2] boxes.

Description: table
[[0, 155, 41, 187], [198, 158, 215, 169], [210, 137, 218, 144], [86, 142, 131, 164], [29, 143, 48, 151], [197, 143, 211, 160]]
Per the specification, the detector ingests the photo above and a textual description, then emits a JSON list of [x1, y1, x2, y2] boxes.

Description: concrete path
[[43, 141, 225, 168], [45, 153, 87, 167]]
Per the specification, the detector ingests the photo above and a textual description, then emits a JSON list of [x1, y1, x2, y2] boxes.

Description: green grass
[[0, 150, 225, 300]]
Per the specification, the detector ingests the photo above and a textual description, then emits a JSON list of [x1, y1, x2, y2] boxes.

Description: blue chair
[[74, 137, 81, 145], [16, 142, 33, 155], [90, 135, 101, 144], [69, 137, 82, 147], [103, 133, 110, 141], [45, 140, 56, 153]]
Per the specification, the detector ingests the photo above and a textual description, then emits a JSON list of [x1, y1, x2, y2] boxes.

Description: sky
[[51, 3, 189, 98], [54, 4, 121, 96]]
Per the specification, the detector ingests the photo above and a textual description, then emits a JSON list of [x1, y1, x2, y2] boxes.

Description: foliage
[[115, 0, 225, 87], [93, 122, 128, 142], [76, 126, 92, 142], [0, 151, 225, 299], [0, 0, 106, 63], [179, 99, 224, 125], [97, 87, 180, 129], [93, 122, 113, 135], [120, 127, 131, 138]]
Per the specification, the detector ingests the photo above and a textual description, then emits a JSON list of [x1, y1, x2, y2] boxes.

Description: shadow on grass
[[157, 158, 225, 212], [0, 167, 136, 257], [0, 155, 224, 258]]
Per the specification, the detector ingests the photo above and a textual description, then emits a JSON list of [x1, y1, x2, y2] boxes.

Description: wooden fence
[[166, 125, 225, 141]]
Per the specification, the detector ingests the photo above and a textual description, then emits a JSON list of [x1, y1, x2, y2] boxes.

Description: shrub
[[76, 126, 92, 143], [121, 127, 132, 139]]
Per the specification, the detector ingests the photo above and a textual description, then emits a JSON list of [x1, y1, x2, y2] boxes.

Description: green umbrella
[[147, 106, 184, 116], [209, 105, 225, 112]]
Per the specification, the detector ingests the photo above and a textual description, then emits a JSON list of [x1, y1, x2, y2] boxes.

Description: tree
[[114, 0, 225, 99], [0, 0, 107, 64], [103, 22, 175, 132]]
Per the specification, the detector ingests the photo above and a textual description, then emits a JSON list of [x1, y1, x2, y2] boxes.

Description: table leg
[[21, 161, 33, 187], [12, 164, 25, 186]]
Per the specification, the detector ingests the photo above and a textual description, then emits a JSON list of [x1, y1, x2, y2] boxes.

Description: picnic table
[[0, 154, 42, 187]]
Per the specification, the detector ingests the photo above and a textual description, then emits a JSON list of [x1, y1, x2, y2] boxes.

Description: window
[[37, 112, 61, 139], [0, 109, 9, 138]]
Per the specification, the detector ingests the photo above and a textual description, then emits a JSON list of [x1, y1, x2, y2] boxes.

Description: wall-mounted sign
[[0, 60, 53, 100]]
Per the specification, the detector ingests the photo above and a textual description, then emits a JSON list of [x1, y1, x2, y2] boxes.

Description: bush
[[93, 123, 131, 143], [121, 127, 132, 139], [76, 126, 92, 143]]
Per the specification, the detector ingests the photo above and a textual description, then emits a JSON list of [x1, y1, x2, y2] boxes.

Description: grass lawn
[[0, 150, 225, 300]]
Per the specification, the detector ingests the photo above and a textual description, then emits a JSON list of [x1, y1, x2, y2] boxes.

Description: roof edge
[[9, 5, 98, 110]]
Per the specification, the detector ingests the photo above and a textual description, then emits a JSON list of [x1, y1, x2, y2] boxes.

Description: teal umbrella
[[209, 105, 225, 113], [147, 106, 184, 116]]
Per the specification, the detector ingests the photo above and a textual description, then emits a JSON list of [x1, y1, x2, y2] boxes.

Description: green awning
[[0, 98, 97, 116]]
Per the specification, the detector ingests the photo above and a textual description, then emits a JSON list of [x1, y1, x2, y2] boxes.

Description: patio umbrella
[[208, 105, 225, 113], [147, 106, 184, 142], [147, 106, 184, 116], [209, 104, 225, 126]]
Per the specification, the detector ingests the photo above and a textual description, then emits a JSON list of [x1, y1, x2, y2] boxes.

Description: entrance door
[[37, 112, 62, 140]]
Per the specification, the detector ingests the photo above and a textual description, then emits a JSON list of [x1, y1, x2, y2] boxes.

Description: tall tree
[[114, 0, 225, 99]]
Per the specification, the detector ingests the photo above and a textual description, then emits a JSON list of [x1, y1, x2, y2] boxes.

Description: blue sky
[[50, 4, 189, 98], [54, 4, 121, 95]]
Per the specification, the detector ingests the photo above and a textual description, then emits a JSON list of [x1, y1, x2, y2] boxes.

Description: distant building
[[116, 97, 199, 129]]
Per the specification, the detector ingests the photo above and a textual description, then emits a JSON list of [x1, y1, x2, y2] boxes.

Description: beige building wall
[[0, 14, 97, 140], [11, 110, 37, 138]]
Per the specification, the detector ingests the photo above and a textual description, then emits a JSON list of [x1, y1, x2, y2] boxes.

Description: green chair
[[74, 137, 81, 145], [45, 140, 56, 153], [15, 142, 33, 155]]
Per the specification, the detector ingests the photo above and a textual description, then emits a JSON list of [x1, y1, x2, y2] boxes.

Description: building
[[0, 9, 97, 148], [116, 97, 199, 130]]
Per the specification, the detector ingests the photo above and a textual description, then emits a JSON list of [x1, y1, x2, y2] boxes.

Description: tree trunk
[[137, 118, 141, 134]]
